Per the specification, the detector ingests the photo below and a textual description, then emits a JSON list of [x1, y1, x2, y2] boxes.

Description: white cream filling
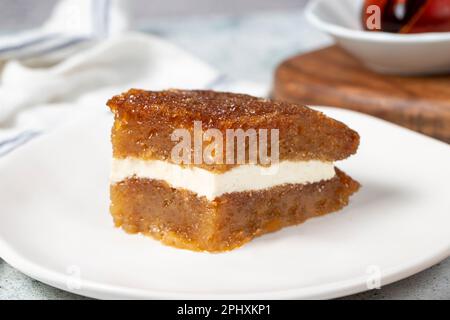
[[111, 158, 335, 200]]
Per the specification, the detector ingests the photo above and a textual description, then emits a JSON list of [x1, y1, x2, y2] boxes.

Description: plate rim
[[0, 106, 449, 299], [1, 235, 449, 299]]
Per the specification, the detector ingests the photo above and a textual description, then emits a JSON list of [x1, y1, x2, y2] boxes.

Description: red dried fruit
[[362, 0, 450, 33]]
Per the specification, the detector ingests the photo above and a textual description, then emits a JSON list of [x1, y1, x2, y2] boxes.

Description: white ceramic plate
[[305, 0, 450, 75], [0, 107, 449, 299]]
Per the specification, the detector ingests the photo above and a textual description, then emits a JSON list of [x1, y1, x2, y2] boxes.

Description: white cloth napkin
[[0, 32, 219, 153], [0, 0, 268, 156], [0, 31, 268, 156], [0, 0, 127, 63], [0, 32, 221, 122]]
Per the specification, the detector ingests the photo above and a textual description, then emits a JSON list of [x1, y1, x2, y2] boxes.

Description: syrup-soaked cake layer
[[110, 168, 360, 252], [107, 89, 359, 173]]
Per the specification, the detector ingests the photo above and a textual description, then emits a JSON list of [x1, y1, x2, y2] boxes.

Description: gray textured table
[[0, 9, 449, 300]]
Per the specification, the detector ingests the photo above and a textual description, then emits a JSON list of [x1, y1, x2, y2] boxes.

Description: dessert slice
[[107, 89, 360, 252]]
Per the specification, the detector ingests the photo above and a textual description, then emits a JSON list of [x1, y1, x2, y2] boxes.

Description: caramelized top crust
[[108, 89, 326, 124], [107, 89, 359, 172]]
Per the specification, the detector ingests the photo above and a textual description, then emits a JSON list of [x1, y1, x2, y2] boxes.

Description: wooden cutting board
[[273, 45, 450, 143]]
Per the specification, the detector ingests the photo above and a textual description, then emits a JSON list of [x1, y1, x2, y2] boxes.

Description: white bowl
[[305, 0, 450, 75]]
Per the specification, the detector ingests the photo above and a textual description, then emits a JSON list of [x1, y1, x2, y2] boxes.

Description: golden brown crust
[[107, 89, 359, 172], [110, 168, 360, 252], [108, 88, 325, 121]]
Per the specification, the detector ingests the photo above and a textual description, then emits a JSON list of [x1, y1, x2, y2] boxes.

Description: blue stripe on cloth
[[0, 34, 57, 55], [18, 36, 88, 60], [205, 74, 229, 89], [103, 0, 111, 37], [0, 131, 40, 157], [91, 0, 111, 38]]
